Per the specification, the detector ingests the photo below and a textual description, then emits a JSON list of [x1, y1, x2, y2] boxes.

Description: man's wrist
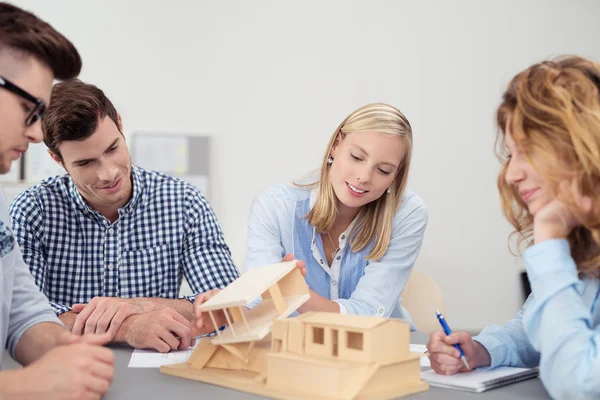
[[115, 313, 140, 344]]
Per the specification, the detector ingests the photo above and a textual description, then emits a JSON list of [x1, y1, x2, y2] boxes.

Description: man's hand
[[124, 308, 193, 353], [17, 341, 114, 400], [192, 289, 225, 336], [71, 297, 144, 338]]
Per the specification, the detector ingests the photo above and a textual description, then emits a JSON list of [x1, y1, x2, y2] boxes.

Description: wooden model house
[[161, 261, 428, 399]]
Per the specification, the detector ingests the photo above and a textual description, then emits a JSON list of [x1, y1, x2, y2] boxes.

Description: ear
[[48, 150, 66, 171], [330, 133, 342, 158], [117, 113, 124, 133]]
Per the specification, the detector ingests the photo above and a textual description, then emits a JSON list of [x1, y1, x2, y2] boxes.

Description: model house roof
[[298, 312, 407, 330], [199, 261, 298, 311]]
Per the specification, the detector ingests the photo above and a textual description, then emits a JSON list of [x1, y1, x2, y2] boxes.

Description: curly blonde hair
[[496, 55, 600, 277]]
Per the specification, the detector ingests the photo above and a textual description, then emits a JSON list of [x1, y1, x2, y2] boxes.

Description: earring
[[387, 187, 391, 194], [327, 156, 334, 165]]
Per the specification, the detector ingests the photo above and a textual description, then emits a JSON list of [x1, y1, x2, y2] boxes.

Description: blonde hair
[[300, 103, 412, 260], [496, 55, 600, 277]]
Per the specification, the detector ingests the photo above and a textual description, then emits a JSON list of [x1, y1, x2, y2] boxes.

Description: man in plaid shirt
[[10, 79, 239, 353]]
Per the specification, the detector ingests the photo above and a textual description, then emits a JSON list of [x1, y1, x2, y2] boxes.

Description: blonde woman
[[427, 56, 600, 399], [244, 103, 428, 321]]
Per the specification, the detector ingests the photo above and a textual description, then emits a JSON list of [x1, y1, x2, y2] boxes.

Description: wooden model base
[[160, 263, 429, 399], [160, 355, 429, 400]]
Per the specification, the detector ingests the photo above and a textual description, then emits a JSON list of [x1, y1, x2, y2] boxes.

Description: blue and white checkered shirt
[[9, 165, 239, 315]]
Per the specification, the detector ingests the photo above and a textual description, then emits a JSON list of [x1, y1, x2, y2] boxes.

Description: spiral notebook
[[421, 367, 539, 393]]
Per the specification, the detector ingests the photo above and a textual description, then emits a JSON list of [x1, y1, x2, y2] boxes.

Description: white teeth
[[348, 183, 366, 194]]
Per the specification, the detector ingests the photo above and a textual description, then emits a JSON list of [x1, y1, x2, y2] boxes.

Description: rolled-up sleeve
[[472, 297, 540, 369]]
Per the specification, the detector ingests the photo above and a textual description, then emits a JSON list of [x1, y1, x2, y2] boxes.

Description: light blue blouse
[[474, 239, 600, 400], [245, 183, 428, 323]]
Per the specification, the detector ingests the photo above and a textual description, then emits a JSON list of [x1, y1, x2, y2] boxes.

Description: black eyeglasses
[[0, 75, 46, 126]]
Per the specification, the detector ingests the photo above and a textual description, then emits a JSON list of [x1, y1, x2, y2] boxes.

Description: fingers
[[432, 353, 463, 368], [296, 260, 307, 277], [72, 303, 87, 313], [84, 374, 112, 396], [165, 312, 192, 350], [89, 353, 115, 381], [431, 360, 462, 376], [106, 306, 138, 339], [442, 333, 463, 345], [79, 332, 113, 346], [282, 254, 295, 262], [171, 310, 193, 328], [427, 331, 461, 358], [95, 304, 119, 334], [159, 329, 181, 352], [73, 303, 98, 335], [84, 306, 107, 335], [83, 344, 115, 365], [80, 392, 102, 400], [149, 336, 172, 353]]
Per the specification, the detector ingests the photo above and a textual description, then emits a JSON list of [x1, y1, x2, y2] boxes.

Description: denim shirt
[[245, 183, 428, 323], [474, 239, 600, 400]]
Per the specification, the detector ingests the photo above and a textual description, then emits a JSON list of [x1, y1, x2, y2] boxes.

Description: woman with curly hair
[[427, 55, 600, 400]]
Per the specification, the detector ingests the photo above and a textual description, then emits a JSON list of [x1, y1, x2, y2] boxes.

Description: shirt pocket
[[121, 244, 171, 297]]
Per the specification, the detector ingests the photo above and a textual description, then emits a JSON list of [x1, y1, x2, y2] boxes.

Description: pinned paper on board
[[131, 132, 210, 200]]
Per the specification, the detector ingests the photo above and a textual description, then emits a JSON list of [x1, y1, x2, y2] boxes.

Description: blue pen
[[435, 310, 470, 370]]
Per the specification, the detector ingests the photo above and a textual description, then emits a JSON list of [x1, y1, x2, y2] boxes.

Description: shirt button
[[320, 259, 323, 264], [377, 307, 384, 314], [107, 228, 113, 235], [336, 256, 341, 260], [107, 264, 114, 270], [332, 280, 337, 286], [341, 234, 345, 240]]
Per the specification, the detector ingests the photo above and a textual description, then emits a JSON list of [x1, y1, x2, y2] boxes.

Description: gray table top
[[3, 332, 550, 399]]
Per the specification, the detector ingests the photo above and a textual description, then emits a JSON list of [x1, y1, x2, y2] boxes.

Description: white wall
[[12, 0, 600, 330]]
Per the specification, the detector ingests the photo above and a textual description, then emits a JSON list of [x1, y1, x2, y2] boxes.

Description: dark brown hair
[[0, 2, 81, 79], [43, 79, 120, 159], [496, 56, 600, 277]]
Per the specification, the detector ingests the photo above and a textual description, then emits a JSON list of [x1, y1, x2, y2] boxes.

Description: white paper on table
[[410, 344, 431, 367], [128, 341, 199, 368]]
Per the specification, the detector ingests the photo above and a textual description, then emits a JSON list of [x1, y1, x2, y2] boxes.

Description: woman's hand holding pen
[[426, 331, 491, 375]]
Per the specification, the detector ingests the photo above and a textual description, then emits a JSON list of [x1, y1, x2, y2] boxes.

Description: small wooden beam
[[223, 308, 236, 336], [267, 283, 286, 315], [208, 311, 223, 339], [240, 307, 251, 332]]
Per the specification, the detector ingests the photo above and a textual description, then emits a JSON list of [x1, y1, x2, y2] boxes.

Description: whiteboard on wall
[[130, 132, 210, 200]]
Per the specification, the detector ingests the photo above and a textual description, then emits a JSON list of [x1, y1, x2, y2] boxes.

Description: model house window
[[313, 327, 324, 344], [347, 331, 363, 350]]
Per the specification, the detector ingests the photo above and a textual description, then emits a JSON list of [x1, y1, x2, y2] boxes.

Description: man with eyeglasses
[[0, 3, 114, 398]]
